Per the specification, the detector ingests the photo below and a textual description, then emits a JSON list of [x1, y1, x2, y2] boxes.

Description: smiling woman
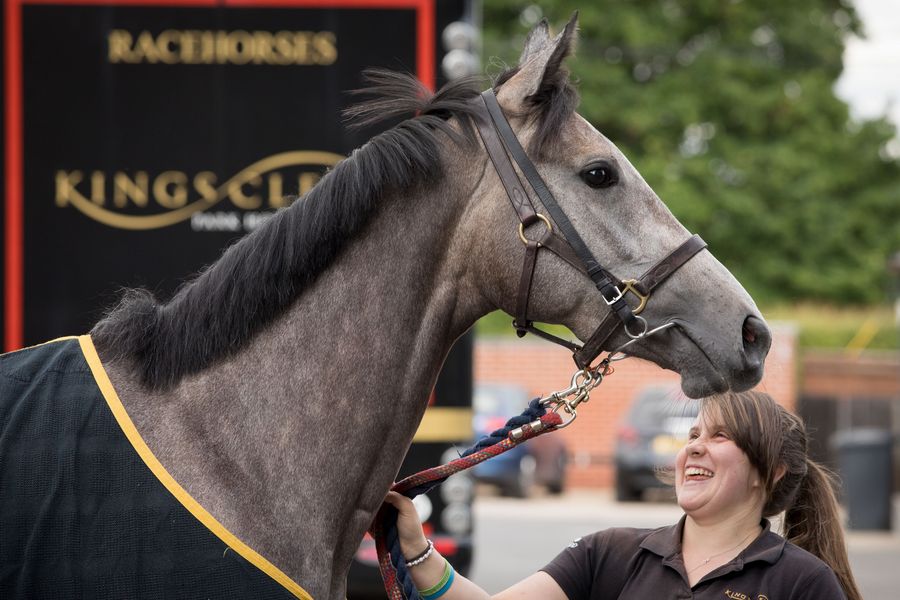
[[386, 391, 862, 600], [684, 392, 862, 598]]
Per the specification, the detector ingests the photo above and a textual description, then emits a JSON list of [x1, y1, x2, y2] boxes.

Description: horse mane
[[91, 67, 577, 390]]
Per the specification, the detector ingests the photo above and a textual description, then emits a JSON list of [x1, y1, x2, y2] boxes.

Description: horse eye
[[581, 164, 618, 189]]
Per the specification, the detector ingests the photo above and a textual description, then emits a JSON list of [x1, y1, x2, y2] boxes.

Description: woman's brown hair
[[702, 391, 862, 600]]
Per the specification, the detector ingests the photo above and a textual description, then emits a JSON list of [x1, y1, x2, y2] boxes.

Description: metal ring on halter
[[623, 315, 649, 339], [518, 214, 553, 245], [607, 321, 678, 361]]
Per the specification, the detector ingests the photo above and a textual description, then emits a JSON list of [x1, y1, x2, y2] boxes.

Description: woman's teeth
[[685, 467, 713, 478]]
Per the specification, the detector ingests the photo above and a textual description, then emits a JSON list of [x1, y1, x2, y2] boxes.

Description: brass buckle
[[518, 214, 552, 245], [621, 279, 649, 315]]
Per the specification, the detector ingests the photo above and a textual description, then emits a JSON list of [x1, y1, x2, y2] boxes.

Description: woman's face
[[675, 410, 766, 522]]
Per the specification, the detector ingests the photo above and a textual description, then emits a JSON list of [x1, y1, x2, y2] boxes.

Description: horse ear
[[498, 13, 578, 111], [518, 19, 551, 65]]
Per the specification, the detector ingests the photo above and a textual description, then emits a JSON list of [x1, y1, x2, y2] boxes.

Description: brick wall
[[474, 323, 797, 488], [802, 351, 900, 399]]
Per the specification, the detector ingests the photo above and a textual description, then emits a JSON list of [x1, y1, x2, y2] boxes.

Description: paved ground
[[468, 490, 900, 599]]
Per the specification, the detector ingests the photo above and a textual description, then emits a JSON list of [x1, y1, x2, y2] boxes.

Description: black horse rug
[[0, 336, 311, 599]]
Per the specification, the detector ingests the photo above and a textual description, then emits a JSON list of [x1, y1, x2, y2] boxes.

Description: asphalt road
[[468, 490, 900, 599]]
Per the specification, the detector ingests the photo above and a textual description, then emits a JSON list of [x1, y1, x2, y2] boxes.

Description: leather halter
[[471, 89, 707, 369]]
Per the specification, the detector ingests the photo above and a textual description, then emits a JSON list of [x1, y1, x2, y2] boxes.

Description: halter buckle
[[603, 285, 625, 306], [621, 279, 649, 315]]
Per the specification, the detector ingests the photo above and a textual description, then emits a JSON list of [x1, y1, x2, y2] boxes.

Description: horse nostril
[[743, 324, 756, 344], [741, 315, 771, 359]]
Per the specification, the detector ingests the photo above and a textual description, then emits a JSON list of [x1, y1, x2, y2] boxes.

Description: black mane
[[92, 68, 577, 390]]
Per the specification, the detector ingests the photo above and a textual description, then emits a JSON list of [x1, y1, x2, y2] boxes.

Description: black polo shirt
[[541, 516, 846, 599]]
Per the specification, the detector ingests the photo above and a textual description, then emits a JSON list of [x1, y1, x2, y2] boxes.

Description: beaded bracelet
[[405, 538, 435, 568], [418, 558, 455, 600]]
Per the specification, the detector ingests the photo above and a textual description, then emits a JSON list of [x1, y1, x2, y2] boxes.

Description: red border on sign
[[3, 0, 435, 351]]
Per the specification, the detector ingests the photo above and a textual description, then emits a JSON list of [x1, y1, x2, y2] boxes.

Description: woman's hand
[[383, 491, 430, 560], [381, 491, 566, 600]]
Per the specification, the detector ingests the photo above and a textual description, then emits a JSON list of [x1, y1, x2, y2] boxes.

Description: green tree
[[482, 1, 900, 304]]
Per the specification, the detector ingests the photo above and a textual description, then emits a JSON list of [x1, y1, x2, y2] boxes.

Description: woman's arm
[[384, 492, 568, 600]]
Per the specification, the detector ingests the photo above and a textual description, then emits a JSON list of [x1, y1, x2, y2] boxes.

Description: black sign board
[[3, 0, 471, 350]]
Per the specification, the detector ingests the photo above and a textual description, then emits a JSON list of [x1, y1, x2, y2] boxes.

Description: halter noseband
[[471, 89, 707, 368]]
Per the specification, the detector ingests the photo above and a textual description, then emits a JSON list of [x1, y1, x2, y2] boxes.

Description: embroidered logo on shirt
[[724, 590, 768, 600], [568, 537, 582, 549]]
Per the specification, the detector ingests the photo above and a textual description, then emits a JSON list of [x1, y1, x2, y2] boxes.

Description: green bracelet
[[418, 558, 455, 599]]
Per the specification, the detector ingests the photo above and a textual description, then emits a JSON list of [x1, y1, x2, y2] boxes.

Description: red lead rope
[[370, 410, 564, 600]]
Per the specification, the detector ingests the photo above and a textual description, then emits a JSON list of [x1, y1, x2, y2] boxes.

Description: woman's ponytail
[[783, 459, 861, 600]]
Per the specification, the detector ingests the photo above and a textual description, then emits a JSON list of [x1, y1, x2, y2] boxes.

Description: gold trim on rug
[[78, 335, 312, 600]]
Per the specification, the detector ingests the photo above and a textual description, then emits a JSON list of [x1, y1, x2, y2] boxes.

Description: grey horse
[[5, 17, 770, 600]]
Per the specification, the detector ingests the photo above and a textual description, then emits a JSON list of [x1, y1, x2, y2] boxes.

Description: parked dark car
[[614, 385, 699, 501], [472, 383, 568, 498]]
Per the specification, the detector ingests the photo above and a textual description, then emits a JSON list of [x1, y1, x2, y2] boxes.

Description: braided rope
[[371, 398, 563, 600]]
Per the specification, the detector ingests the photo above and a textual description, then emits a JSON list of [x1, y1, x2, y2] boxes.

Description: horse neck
[[108, 153, 489, 599]]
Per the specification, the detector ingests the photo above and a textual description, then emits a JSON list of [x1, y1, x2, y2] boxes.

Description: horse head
[[466, 16, 770, 398]]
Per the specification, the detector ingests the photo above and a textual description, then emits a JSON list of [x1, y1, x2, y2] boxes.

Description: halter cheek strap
[[471, 89, 707, 367], [478, 90, 637, 326]]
